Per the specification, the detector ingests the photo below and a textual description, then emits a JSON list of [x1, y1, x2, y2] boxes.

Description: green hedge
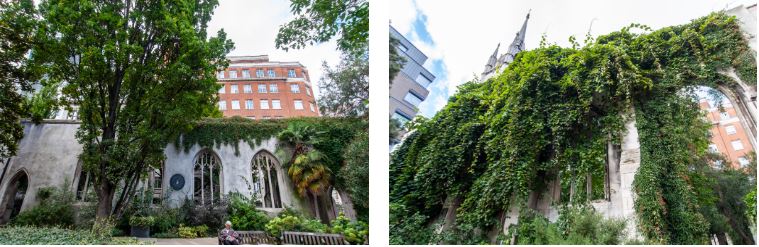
[[0, 226, 145, 245]]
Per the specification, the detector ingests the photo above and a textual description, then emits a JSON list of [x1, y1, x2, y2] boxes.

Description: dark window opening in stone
[[76, 170, 93, 201], [1, 171, 28, 223], [252, 151, 282, 208], [193, 150, 222, 206]]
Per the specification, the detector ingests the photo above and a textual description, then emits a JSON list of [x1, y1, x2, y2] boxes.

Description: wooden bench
[[219, 230, 275, 245], [281, 231, 349, 245]]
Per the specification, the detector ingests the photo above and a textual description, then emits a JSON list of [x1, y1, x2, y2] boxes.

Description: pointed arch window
[[194, 150, 222, 205], [251, 151, 282, 208]]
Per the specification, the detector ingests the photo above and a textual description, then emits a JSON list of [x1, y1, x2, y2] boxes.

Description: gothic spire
[[481, 43, 500, 79], [498, 10, 530, 69]]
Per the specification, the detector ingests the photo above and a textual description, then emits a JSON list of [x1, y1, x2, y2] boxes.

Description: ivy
[[389, 12, 755, 244]]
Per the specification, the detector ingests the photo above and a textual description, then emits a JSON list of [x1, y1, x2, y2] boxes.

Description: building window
[[243, 84, 252, 93], [268, 69, 276, 77], [293, 100, 303, 110], [309, 102, 315, 112], [415, 74, 432, 87], [720, 112, 730, 120], [242, 70, 250, 78], [404, 91, 424, 107], [218, 101, 226, 111], [256, 69, 264, 78], [288, 69, 296, 78], [217, 71, 224, 79], [272, 100, 281, 109], [708, 144, 718, 153], [258, 84, 267, 93], [290, 84, 300, 93], [270, 84, 279, 93], [152, 167, 162, 204], [398, 43, 408, 52], [245, 100, 254, 110], [731, 140, 744, 151], [230, 84, 238, 94], [738, 156, 750, 168], [393, 111, 412, 125], [194, 150, 222, 205], [246, 116, 256, 120], [231, 100, 240, 110], [306, 87, 311, 96], [715, 160, 724, 169], [262, 116, 271, 120], [76, 168, 93, 201], [260, 100, 269, 109], [229, 70, 237, 79], [218, 84, 225, 94], [725, 125, 737, 135]]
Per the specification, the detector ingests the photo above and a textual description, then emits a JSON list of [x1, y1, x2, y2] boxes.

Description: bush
[[328, 213, 368, 244], [177, 224, 209, 238], [11, 186, 75, 227], [129, 216, 155, 228], [184, 199, 228, 232], [512, 206, 627, 245], [264, 214, 327, 238], [149, 206, 185, 235], [0, 226, 145, 245], [228, 195, 269, 231]]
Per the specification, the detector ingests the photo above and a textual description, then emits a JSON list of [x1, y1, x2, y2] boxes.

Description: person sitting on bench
[[219, 221, 240, 245]]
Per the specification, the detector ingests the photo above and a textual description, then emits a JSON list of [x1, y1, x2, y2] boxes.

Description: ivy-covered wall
[[389, 12, 756, 245]]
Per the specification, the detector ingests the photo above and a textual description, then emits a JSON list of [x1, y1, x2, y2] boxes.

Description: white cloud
[[390, 0, 755, 116], [207, 0, 341, 101]]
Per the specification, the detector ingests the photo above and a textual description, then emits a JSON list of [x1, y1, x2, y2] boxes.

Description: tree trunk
[[95, 173, 115, 218], [336, 188, 357, 221], [311, 192, 321, 220]]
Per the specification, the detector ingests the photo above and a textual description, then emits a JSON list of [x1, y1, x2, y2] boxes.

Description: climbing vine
[[389, 12, 755, 244]]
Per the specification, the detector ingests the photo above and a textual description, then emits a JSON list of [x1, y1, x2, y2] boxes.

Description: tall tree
[[389, 36, 407, 83], [275, 0, 368, 55], [32, 0, 233, 220], [0, 0, 38, 159], [317, 48, 368, 117]]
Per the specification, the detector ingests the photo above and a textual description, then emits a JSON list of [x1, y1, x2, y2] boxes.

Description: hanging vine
[[389, 12, 755, 244]]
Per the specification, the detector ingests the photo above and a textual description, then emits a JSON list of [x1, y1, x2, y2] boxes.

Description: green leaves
[[276, 0, 368, 55]]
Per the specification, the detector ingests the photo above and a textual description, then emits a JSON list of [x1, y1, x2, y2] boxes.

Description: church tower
[[481, 11, 530, 81]]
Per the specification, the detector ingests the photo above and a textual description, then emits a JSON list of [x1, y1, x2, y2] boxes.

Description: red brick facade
[[217, 56, 320, 119], [699, 99, 755, 169]]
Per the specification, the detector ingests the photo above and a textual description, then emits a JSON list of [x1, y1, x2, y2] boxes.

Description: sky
[[389, 0, 756, 118], [206, 0, 341, 101]]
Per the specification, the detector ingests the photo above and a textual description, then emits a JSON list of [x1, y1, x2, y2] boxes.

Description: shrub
[[11, 186, 75, 227], [512, 206, 627, 245], [150, 206, 185, 235], [228, 195, 269, 231], [264, 214, 327, 238], [177, 224, 209, 238], [129, 216, 155, 228], [0, 226, 145, 245], [185, 200, 229, 232], [328, 213, 368, 244]]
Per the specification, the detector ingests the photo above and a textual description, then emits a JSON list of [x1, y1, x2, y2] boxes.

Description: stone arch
[[193, 148, 223, 205], [72, 160, 94, 202], [251, 150, 282, 208], [0, 169, 30, 224]]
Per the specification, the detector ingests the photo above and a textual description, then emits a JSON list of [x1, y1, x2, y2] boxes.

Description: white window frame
[[290, 84, 300, 93], [243, 84, 252, 93], [258, 84, 267, 93], [256, 69, 264, 78], [245, 100, 254, 110], [738, 156, 750, 167], [731, 140, 744, 151], [288, 69, 296, 78], [293, 100, 303, 110], [272, 99, 282, 109], [270, 84, 279, 93], [218, 84, 225, 94], [260, 100, 269, 109], [231, 84, 239, 94], [218, 101, 226, 111], [725, 125, 737, 135], [720, 112, 730, 120], [708, 144, 718, 153], [309, 102, 315, 112], [306, 87, 311, 96], [217, 71, 225, 79], [231, 100, 240, 110], [242, 70, 250, 78], [268, 69, 276, 78], [229, 70, 237, 79]]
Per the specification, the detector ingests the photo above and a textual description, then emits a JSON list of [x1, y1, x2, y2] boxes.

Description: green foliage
[[31, 0, 234, 218], [22, 81, 59, 123], [317, 48, 369, 117], [177, 224, 209, 238], [0, 226, 145, 245], [0, 0, 39, 159], [264, 214, 327, 238], [275, 0, 368, 55], [389, 12, 756, 245], [328, 213, 368, 244], [228, 195, 270, 231], [339, 131, 369, 221], [128, 216, 155, 228], [11, 186, 75, 228], [745, 189, 756, 223], [511, 206, 627, 244]]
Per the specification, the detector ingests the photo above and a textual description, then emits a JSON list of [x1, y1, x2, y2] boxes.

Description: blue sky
[[390, 0, 755, 118]]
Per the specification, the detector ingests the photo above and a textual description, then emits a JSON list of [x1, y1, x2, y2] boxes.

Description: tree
[[339, 131, 368, 221], [32, 0, 234, 221], [389, 36, 407, 83], [275, 0, 368, 55], [0, 0, 38, 159], [317, 48, 368, 117], [277, 123, 332, 222]]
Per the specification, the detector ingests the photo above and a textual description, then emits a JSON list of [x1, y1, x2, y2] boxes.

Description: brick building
[[216, 55, 320, 119], [699, 99, 755, 169]]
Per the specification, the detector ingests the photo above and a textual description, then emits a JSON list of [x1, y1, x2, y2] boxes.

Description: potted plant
[[129, 215, 155, 238]]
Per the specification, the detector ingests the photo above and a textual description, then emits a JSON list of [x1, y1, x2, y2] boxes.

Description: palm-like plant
[[277, 123, 332, 220]]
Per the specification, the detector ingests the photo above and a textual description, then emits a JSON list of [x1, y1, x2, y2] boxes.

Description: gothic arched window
[[251, 151, 282, 208], [194, 149, 222, 205]]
